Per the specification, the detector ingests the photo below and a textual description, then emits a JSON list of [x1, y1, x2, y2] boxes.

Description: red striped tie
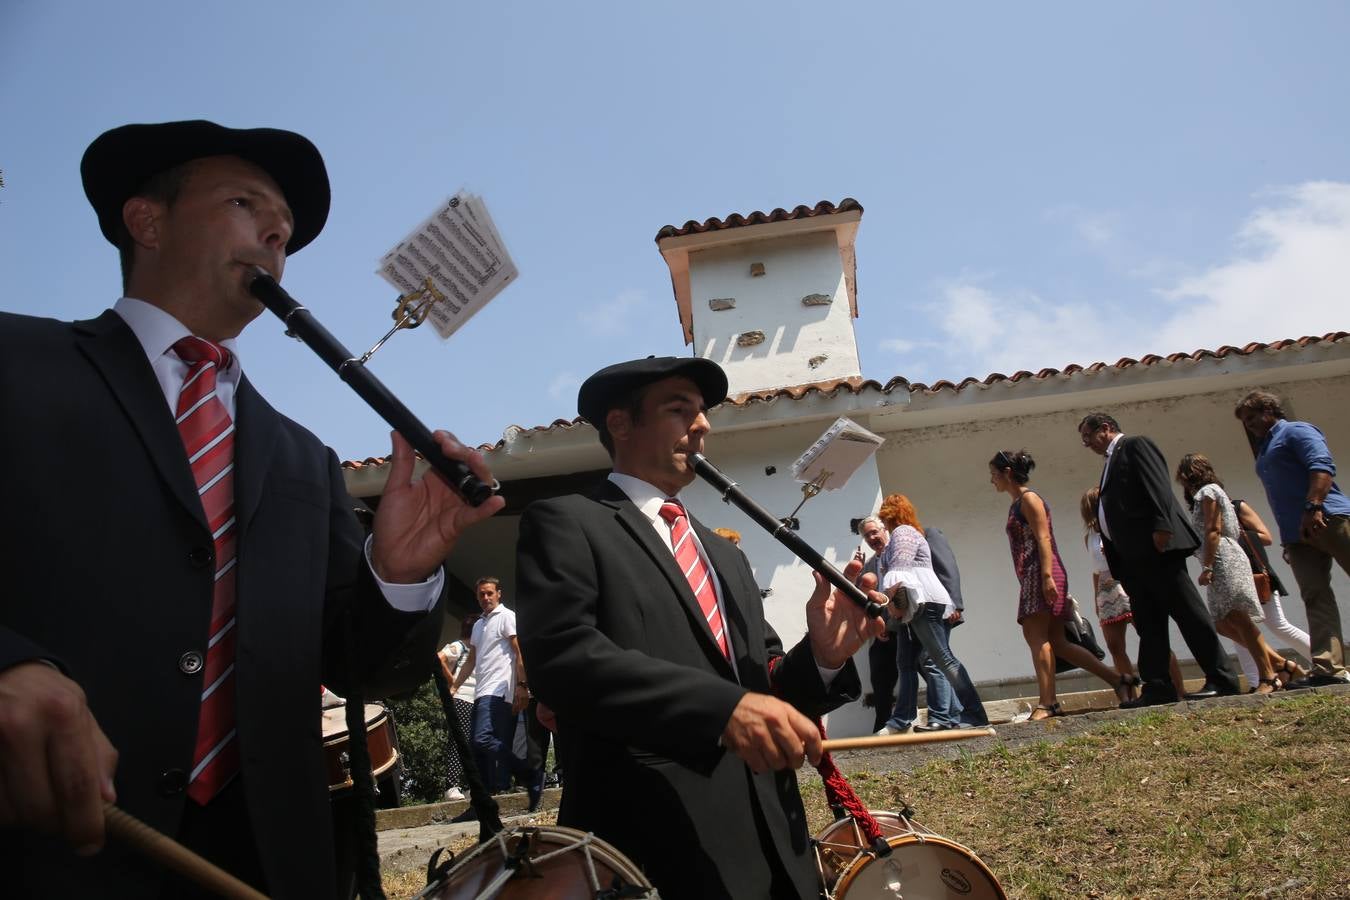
[[659, 500, 729, 659], [173, 337, 239, 804]]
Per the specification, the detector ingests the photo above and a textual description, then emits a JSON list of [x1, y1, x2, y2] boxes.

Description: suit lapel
[[597, 482, 736, 676], [232, 375, 281, 537], [73, 311, 207, 532]]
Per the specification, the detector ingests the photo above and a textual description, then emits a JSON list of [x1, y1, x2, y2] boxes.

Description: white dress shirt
[[1097, 432, 1125, 542], [607, 472, 841, 685], [114, 297, 442, 611]]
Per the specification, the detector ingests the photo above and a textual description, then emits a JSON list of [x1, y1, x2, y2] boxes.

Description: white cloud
[[911, 182, 1350, 383], [879, 337, 920, 354], [926, 276, 1129, 376], [1157, 181, 1350, 349], [546, 371, 581, 401], [578, 288, 647, 336]]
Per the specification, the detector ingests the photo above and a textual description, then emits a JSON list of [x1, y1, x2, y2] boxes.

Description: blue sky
[[3, 2, 1347, 460]]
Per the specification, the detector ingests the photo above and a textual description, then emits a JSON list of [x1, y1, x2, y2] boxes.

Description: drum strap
[[764, 656, 890, 857]]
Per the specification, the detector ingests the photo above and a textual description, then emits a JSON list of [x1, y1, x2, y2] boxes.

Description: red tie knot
[[658, 500, 685, 525], [173, 336, 232, 370]]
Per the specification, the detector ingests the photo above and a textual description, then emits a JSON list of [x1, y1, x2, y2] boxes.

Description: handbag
[[1056, 596, 1107, 673], [1237, 522, 1274, 603]]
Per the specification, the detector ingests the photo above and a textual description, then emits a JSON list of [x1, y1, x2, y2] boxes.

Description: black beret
[[81, 119, 330, 255], [578, 356, 729, 427]]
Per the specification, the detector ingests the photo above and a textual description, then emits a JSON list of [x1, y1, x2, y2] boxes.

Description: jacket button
[[179, 651, 204, 675], [158, 768, 188, 796], [188, 547, 214, 568]]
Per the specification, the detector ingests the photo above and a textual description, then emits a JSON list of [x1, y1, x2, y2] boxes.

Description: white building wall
[[871, 375, 1350, 692], [690, 419, 884, 737], [688, 231, 861, 394]]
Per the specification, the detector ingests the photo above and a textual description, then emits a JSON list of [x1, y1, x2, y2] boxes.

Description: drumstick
[[821, 726, 996, 753], [104, 804, 270, 900]]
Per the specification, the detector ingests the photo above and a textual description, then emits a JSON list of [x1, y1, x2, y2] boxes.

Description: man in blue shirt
[[1236, 391, 1350, 685]]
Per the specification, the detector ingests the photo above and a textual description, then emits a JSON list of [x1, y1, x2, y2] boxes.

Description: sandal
[[1116, 674, 1141, 703], [1030, 703, 1064, 720], [1275, 658, 1307, 687], [1255, 677, 1281, 696]]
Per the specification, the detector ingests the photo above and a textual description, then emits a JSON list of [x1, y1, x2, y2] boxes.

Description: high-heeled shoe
[[1255, 677, 1281, 695], [1275, 658, 1308, 687]]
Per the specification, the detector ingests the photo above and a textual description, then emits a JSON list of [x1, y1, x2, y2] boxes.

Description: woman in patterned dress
[[991, 450, 1129, 719], [1175, 454, 1301, 695]]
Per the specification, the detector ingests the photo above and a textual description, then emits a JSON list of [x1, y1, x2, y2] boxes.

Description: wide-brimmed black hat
[[81, 119, 330, 254], [578, 356, 728, 426]]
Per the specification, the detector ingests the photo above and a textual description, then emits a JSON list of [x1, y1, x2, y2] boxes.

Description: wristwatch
[[1304, 500, 1325, 513]]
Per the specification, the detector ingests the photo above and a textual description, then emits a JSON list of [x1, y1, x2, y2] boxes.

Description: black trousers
[[867, 634, 900, 732], [1112, 550, 1240, 695]]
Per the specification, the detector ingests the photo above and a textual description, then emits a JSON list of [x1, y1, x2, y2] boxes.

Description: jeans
[[889, 625, 961, 728], [888, 604, 988, 728], [471, 695, 535, 793]]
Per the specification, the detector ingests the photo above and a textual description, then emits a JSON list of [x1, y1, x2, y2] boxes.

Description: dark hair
[[1078, 412, 1120, 434], [474, 576, 501, 591], [1175, 452, 1224, 507], [1233, 391, 1286, 421], [990, 449, 1035, 485], [596, 383, 649, 459], [116, 160, 198, 292]]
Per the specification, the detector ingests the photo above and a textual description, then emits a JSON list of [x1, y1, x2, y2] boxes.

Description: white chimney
[[656, 200, 864, 398]]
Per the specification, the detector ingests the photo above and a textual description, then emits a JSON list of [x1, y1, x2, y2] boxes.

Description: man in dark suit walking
[[1077, 412, 1239, 705], [0, 120, 503, 897], [516, 356, 886, 900]]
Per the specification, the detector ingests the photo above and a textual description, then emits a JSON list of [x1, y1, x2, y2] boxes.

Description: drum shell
[[322, 702, 398, 792], [424, 826, 655, 900], [814, 811, 1006, 899]]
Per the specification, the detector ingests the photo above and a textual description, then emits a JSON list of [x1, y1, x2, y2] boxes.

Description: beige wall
[[873, 374, 1350, 686]]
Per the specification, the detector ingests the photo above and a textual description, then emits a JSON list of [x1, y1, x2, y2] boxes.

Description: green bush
[[386, 677, 453, 805]]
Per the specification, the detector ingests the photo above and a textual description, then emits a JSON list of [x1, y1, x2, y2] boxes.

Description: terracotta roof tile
[[339, 332, 1349, 469], [655, 199, 863, 241]]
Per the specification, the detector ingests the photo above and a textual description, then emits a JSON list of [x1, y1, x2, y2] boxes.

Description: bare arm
[[449, 645, 475, 695], [509, 635, 528, 713], [1301, 471, 1335, 540], [1236, 501, 1273, 546], [1198, 495, 1221, 586]]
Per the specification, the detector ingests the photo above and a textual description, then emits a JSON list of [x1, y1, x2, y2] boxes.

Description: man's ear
[[122, 196, 163, 251], [605, 408, 631, 445]]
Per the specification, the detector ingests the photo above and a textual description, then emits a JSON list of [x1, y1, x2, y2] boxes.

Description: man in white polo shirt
[[451, 577, 530, 798]]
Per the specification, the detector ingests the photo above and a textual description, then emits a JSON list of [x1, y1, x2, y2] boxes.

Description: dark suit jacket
[[1098, 434, 1200, 566], [516, 480, 860, 900], [0, 311, 443, 898], [924, 527, 963, 613]]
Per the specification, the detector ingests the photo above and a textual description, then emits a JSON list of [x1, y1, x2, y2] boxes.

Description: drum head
[[835, 835, 1005, 899], [425, 826, 654, 900]]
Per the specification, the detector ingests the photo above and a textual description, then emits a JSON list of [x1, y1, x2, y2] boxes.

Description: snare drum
[[814, 811, 1005, 899], [420, 825, 657, 900], [322, 702, 399, 793]]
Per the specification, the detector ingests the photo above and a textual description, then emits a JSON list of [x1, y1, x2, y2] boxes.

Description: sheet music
[[790, 416, 885, 488], [376, 190, 519, 339]]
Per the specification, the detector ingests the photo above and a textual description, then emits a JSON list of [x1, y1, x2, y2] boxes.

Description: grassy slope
[[386, 693, 1348, 899]]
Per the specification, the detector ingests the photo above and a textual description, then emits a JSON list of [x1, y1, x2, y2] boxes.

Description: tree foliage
[[386, 677, 453, 805]]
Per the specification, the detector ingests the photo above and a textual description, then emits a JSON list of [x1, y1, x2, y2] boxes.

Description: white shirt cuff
[[816, 660, 843, 688], [364, 535, 444, 613]]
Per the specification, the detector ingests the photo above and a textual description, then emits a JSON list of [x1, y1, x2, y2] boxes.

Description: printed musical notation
[[377, 191, 518, 339]]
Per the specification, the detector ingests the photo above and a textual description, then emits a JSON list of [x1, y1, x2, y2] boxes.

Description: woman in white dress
[[1175, 454, 1300, 695]]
